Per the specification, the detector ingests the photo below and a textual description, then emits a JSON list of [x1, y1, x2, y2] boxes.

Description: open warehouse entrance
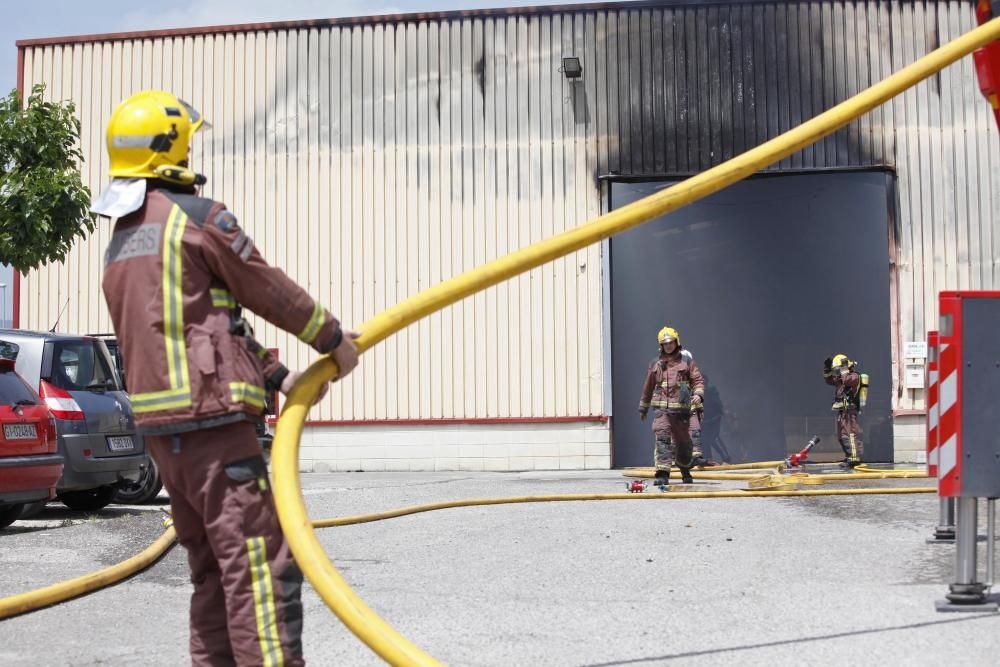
[[609, 171, 894, 467]]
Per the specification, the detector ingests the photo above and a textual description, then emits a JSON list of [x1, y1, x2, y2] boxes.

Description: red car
[[0, 343, 62, 529]]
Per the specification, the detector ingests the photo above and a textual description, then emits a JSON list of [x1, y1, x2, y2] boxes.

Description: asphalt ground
[[1, 469, 998, 666]]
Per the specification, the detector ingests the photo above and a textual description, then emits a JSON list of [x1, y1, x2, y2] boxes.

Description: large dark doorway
[[610, 172, 893, 466]]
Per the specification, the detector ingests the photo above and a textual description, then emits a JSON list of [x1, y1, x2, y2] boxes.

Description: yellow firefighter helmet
[[106, 90, 207, 181], [831, 354, 852, 368], [657, 326, 680, 346]]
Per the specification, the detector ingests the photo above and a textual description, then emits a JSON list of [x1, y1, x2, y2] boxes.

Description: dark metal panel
[[706, 5, 723, 165], [729, 4, 746, 158], [785, 2, 802, 169], [595, 11, 610, 176], [629, 11, 645, 172], [794, 2, 812, 168], [687, 7, 705, 169], [773, 2, 791, 170], [808, 3, 826, 167], [763, 3, 780, 161], [639, 9, 655, 171], [718, 5, 734, 162], [650, 9, 666, 172], [959, 298, 1000, 497], [615, 11, 632, 173], [833, 0, 850, 165], [672, 8, 690, 172]]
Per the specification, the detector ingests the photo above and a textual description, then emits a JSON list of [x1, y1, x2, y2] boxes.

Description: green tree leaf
[[0, 83, 96, 273]]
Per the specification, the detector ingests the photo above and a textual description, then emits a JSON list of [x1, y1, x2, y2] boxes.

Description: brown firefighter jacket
[[824, 367, 861, 412], [638, 349, 705, 433], [102, 186, 342, 434]]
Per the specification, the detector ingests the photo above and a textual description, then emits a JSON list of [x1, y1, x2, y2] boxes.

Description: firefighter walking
[[95, 90, 359, 666], [823, 354, 869, 468], [638, 327, 705, 484]]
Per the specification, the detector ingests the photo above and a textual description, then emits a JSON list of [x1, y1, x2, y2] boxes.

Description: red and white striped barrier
[[926, 330, 939, 477], [936, 292, 971, 497]]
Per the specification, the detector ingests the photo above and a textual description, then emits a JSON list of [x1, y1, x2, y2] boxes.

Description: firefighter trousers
[[149, 421, 304, 667], [652, 411, 695, 471], [836, 409, 864, 463]]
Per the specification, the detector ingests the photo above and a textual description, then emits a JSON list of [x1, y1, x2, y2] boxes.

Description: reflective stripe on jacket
[[102, 187, 340, 432]]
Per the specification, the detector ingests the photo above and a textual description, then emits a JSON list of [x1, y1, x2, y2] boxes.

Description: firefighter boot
[[838, 437, 858, 469], [679, 466, 694, 484]]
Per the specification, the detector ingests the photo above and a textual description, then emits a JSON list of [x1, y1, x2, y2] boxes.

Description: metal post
[[987, 498, 996, 589], [944, 498, 988, 605], [930, 497, 957, 542]]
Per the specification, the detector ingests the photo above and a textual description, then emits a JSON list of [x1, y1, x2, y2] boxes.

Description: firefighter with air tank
[[638, 327, 705, 485], [823, 354, 870, 468]]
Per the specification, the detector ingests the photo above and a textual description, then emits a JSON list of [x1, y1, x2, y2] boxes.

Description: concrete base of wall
[[289, 416, 925, 470], [295, 421, 611, 472], [892, 414, 927, 463]]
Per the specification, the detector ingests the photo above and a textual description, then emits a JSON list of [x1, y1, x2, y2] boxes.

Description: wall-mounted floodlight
[[561, 57, 583, 79]]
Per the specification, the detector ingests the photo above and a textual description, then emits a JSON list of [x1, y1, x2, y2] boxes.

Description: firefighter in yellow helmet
[[94, 90, 360, 665], [638, 327, 705, 485], [823, 354, 865, 467]]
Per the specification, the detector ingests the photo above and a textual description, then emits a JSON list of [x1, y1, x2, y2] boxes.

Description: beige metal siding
[[19, 18, 606, 420], [18, 1, 1000, 418]]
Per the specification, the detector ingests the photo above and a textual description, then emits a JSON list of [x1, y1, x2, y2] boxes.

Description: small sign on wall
[[904, 341, 928, 359], [904, 362, 926, 389]]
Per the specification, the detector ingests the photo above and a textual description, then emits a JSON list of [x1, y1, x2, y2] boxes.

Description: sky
[[2, 0, 595, 325]]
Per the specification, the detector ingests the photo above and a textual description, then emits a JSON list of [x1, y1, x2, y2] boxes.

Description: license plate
[[107, 435, 134, 452], [4, 423, 37, 440]]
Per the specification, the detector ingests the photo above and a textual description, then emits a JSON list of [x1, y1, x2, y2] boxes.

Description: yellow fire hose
[[311, 487, 936, 529], [0, 485, 935, 622], [624, 467, 929, 480], [269, 18, 1000, 667], [624, 461, 786, 472], [855, 463, 928, 475], [0, 525, 177, 621]]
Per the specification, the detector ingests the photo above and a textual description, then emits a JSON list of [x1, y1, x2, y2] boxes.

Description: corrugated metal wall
[[18, 0, 1000, 419]]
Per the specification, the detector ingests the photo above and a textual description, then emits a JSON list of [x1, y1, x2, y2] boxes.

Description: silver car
[[0, 330, 147, 511]]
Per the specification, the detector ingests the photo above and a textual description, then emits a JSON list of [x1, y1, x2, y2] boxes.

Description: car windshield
[[0, 369, 38, 405], [49, 341, 119, 392]]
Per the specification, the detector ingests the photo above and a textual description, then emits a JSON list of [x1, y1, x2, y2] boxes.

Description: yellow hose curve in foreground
[[0, 525, 176, 621], [272, 18, 1000, 667], [0, 485, 934, 622]]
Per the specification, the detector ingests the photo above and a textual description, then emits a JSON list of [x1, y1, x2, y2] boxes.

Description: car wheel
[[57, 485, 117, 511], [0, 504, 25, 529], [113, 459, 163, 504], [19, 500, 48, 519]]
